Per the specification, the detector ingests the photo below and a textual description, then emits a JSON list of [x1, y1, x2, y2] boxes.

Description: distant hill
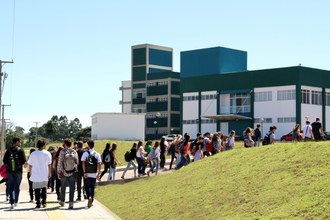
[[96, 142, 330, 219]]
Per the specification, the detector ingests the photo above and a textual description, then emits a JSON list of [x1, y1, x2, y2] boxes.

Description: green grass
[[96, 142, 330, 220]]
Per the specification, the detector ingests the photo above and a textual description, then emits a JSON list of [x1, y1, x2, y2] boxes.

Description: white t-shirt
[[303, 124, 313, 138], [81, 149, 102, 178], [28, 149, 52, 182]]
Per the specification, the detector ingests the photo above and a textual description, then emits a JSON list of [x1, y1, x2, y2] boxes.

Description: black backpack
[[262, 132, 271, 145], [85, 151, 98, 173], [124, 151, 131, 162], [7, 150, 21, 172]]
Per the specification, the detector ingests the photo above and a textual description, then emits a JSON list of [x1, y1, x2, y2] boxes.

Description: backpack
[[262, 132, 271, 145], [85, 151, 98, 173], [124, 151, 131, 162], [63, 149, 77, 173], [104, 153, 111, 163], [7, 150, 21, 172]]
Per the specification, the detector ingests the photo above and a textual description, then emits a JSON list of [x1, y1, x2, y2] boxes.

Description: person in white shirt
[[27, 140, 52, 209], [81, 140, 102, 208], [302, 120, 314, 141]]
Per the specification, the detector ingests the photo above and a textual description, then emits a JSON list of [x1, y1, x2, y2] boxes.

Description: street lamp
[[155, 112, 161, 139], [196, 118, 200, 133], [260, 117, 264, 137]]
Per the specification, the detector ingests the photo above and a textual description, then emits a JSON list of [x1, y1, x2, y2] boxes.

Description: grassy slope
[[96, 142, 330, 220]]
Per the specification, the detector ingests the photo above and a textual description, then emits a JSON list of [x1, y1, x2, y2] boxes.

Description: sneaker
[[42, 203, 47, 208], [9, 204, 14, 210], [29, 200, 34, 203], [121, 176, 125, 179], [59, 201, 64, 207], [87, 198, 93, 208], [68, 204, 73, 209], [35, 205, 41, 209], [14, 203, 18, 207], [83, 194, 87, 200], [76, 198, 81, 202]]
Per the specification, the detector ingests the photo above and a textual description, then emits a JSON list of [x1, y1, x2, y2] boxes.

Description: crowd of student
[[0, 118, 323, 211], [0, 137, 102, 210]]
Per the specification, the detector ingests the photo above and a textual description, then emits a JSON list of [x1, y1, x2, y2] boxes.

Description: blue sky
[[1, 0, 330, 131]]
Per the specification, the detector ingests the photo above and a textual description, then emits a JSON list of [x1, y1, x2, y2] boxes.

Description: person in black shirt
[[311, 118, 323, 141], [121, 143, 137, 179], [3, 137, 26, 210]]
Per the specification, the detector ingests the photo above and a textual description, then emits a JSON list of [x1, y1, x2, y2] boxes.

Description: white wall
[[182, 92, 199, 135], [254, 85, 296, 138], [220, 94, 230, 113], [91, 113, 145, 140]]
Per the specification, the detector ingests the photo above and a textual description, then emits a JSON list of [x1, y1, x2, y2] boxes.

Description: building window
[[147, 98, 156, 103], [301, 89, 310, 104], [201, 119, 217, 124], [132, 107, 145, 113], [277, 117, 296, 123], [277, 90, 295, 101], [230, 93, 251, 113], [201, 94, 217, 100], [158, 81, 168, 86], [183, 95, 199, 101], [133, 91, 146, 99], [311, 90, 322, 105], [255, 91, 272, 102], [147, 82, 157, 87], [326, 92, 330, 106], [254, 118, 272, 123], [158, 97, 168, 102]]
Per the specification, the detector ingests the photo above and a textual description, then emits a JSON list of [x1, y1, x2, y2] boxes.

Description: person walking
[[54, 146, 63, 202], [159, 137, 167, 169], [3, 137, 26, 210], [100, 143, 111, 180], [136, 141, 147, 177], [27, 140, 52, 209], [26, 148, 35, 203], [121, 143, 137, 179], [57, 138, 78, 209], [75, 141, 85, 201], [254, 124, 261, 146], [311, 118, 323, 141], [108, 143, 121, 181], [81, 140, 102, 208], [302, 120, 314, 141], [175, 134, 191, 170]]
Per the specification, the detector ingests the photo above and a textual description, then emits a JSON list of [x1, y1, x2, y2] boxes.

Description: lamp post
[[260, 117, 264, 137], [34, 122, 39, 148], [154, 112, 161, 140], [196, 118, 200, 134]]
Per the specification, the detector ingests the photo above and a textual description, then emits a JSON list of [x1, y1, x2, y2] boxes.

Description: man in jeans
[[81, 140, 101, 208], [3, 137, 26, 210], [57, 138, 78, 209]]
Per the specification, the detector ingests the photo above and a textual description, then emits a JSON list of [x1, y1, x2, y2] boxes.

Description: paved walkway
[[0, 159, 175, 220], [0, 171, 121, 220]]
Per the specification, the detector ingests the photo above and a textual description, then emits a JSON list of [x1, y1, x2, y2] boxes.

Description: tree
[[68, 118, 82, 139], [75, 126, 91, 142], [5, 125, 27, 149]]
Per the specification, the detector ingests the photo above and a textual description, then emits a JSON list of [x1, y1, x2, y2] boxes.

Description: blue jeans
[[85, 177, 96, 200], [175, 154, 190, 170], [60, 174, 75, 203], [108, 167, 117, 181], [121, 160, 137, 178], [7, 172, 22, 205]]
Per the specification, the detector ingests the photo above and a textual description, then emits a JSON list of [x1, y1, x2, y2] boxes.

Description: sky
[[1, 0, 330, 132]]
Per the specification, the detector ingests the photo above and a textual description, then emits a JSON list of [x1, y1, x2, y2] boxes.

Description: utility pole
[[34, 121, 40, 148], [0, 60, 14, 165]]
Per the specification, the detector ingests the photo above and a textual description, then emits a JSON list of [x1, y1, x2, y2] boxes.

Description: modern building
[[119, 80, 132, 113], [91, 112, 145, 140], [181, 46, 330, 139], [131, 44, 180, 140]]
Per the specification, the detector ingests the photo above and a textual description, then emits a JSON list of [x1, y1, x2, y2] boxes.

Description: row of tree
[[5, 115, 91, 149]]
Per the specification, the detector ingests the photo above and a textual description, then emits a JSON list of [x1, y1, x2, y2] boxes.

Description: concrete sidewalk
[[0, 171, 120, 220], [0, 158, 177, 219]]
